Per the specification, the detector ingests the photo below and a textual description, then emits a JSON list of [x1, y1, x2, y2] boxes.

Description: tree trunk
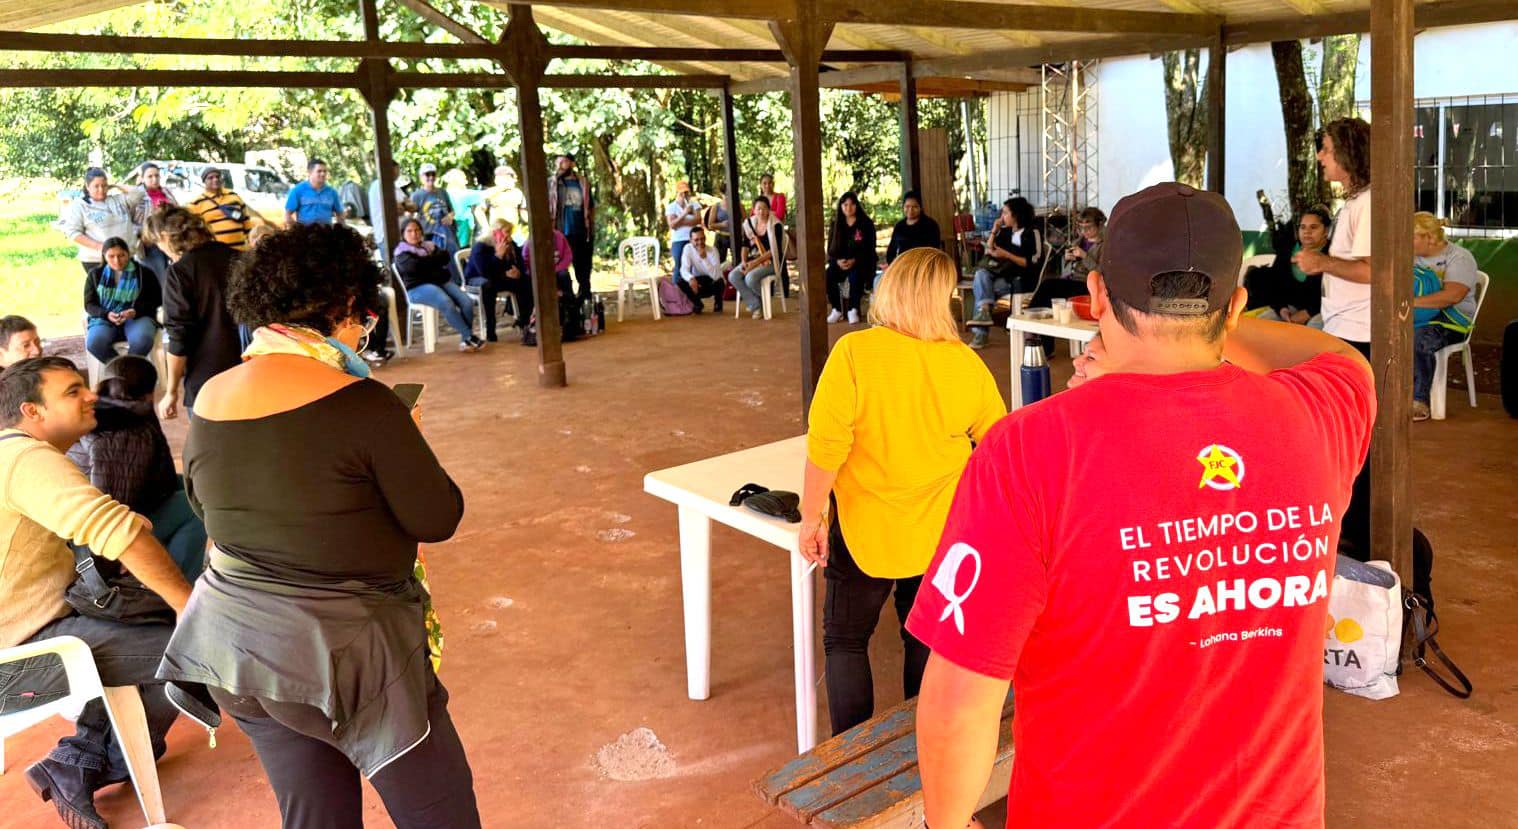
[[1318, 34, 1361, 124], [1271, 40, 1320, 217], [1162, 49, 1208, 188]]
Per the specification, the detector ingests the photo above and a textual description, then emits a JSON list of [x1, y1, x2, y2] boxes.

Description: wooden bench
[[753, 691, 1015, 828]]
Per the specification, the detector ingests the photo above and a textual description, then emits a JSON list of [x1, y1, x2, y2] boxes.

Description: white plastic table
[[1007, 312, 1099, 409], [643, 435, 818, 753]]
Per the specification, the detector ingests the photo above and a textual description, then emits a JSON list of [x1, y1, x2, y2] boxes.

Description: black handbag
[[64, 544, 176, 626], [1400, 529, 1472, 699]]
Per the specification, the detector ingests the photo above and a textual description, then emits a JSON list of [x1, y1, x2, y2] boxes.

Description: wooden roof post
[[720, 82, 743, 270], [361, 59, 402, 271], [502, 4, 568, 388], [771, 8, 834, 415], [898, 60, 921, 194], [1369, 0, 1415, 585], [1205, 27, 1226, 195]]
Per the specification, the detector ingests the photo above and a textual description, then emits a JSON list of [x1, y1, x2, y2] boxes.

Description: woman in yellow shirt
[[800, 247, 1006, 737]]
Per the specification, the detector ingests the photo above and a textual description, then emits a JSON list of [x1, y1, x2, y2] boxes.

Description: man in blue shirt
[[284, 158, 345, 226]]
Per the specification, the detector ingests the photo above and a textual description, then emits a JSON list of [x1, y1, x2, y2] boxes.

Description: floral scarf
[[241, 323, 446, 672]]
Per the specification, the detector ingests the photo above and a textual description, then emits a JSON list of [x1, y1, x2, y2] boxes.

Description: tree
[[1271, 35, 1361, 216], [1161, 49, 1210, 189]]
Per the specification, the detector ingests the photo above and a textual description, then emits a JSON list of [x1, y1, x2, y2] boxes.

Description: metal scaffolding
[[1040, 60, 1100, 221]]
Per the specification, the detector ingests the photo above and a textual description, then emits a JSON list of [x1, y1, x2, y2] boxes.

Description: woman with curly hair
[[157, 222, 481, 829], [144, 205, 241, 419], [1292, 116, 1374, 557]]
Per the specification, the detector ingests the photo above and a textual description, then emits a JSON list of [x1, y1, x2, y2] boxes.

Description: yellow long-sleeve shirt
[[807, 327, 1006, 578], [0, 429, 147, 646]]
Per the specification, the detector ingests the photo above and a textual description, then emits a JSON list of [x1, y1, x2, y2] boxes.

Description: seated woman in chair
[[966, 197, 1039, 350], [1410, 211, 1481, 421], [394, 218, 485, 352], [1244, 206, 1329, 326], [465, 219, 530, 343], [84, 237, 161, 366], [729, 196, 785, 319], [825, 191, 877, 325]]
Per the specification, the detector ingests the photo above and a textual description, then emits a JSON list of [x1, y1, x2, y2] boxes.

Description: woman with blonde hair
[[799, 246, 1007, 737], [464, 217, 533, 343], [1411, 210, 1481, 421]]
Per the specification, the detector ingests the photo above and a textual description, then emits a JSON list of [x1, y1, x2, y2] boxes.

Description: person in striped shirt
[[185, 168, 265, 250]]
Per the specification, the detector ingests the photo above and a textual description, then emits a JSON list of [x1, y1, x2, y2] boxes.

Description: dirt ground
[[2, 304, 1515, 829]]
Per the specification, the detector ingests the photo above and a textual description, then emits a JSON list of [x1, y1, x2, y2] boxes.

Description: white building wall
[[987, 22, 1518, 229]]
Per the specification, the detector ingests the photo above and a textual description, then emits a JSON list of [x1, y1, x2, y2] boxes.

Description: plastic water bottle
[[1020, 339, 1051, 405], [583, 298, 595, 336], [594, 299, 606, 333]]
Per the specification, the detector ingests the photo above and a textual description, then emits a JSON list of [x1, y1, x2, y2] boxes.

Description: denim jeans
[[85, 317, 158, 365], [822, 509, 929, 737], [147, 488, 208, 578], [1413, 325, 1465, 403], [0, 614, 177, 777], [407, 282, 475, 340], [670, 240, 689, 282], [972, 267, 1012, 310], [826, 263, 867, 313], [729, 264, 776, 312]]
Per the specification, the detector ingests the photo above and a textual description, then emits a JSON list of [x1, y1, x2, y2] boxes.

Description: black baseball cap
[[1097, 182, 1242, 316]]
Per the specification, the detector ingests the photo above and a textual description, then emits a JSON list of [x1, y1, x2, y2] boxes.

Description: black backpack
[[559, 296, 584, 342], [1403, 528, 1472, 698]]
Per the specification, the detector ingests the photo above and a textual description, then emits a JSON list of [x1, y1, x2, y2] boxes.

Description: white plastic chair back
[[616, 237, 663, 321], [1430, 270, 1490, 420]]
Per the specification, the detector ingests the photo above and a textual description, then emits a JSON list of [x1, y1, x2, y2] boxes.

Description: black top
[[162, 242, 242, 408], [828, 218, 878, 272], [464, 240, 524, 288], [394, 246, 453, 291], [67, 396, 178, 515], [989, 225, 1041, 293], [183, 379, 463, 583], [885, 216, 942, 263], [84, 264, 161, 322]]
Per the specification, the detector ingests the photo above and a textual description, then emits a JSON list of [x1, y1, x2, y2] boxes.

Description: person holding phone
[[158, 222, 481, 829], [665, 180, 702, 282]]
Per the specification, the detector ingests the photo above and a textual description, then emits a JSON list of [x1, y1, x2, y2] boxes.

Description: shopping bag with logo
[[1324, 555, 1402, 700]]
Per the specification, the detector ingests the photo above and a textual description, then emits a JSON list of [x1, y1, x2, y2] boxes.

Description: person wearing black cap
[[548, 153, 596, 299], [908, 182, 1375, 829]]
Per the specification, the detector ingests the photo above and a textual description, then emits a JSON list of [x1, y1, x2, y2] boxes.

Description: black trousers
[[825, 263, 868, 313], [1340, 338, 1373, 559], [676, 275, 724, 312], [467, 273, 537, 338], [0, 614, 177, 779], [568, 233, 594, 299], [823, 512, 930, 737], [220, 669, 481, 829]]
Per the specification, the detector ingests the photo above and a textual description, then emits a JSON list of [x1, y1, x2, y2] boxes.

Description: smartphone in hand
[[393, 383, 425, 410]]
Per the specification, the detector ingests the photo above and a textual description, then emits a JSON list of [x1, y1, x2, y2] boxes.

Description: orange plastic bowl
[[1071, 295, 1096, 321]]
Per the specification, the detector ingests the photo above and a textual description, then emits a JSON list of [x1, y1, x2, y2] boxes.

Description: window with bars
[[1411, 94, 1517, 235]]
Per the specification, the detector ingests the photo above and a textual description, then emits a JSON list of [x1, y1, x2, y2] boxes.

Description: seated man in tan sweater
[[0, 356, 191, 829]]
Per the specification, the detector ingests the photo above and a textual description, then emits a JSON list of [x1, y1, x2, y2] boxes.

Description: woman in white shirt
[[728, 196, 786, 319], [57, 167, 145, 274], [677, 226, 725, 314], [1294, 118, 1372, 352]]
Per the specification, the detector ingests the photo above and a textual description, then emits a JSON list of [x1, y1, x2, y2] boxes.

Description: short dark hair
[[760, 172, 774, 182], [1108, 271, 1228, 342], [752, 195, 771, 209], [140, 162, 159, 173], [0, 315, 36, 349], [0, 356, 80, 428], [227, 223, 380, 335], [1299, 205, 1333, 228], [98, 355, 157, 401], [101, 236, 130, 257], [308, 158, 327, 171], [901, 189, 922, 205]]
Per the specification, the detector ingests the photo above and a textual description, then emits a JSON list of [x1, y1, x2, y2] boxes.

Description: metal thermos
[[1020, 339, 1051, 405]]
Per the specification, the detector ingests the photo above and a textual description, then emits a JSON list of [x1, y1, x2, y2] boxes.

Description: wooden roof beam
[[1223, 0, 1518, 44], [529, 5, 721, 75], [0, 30, 500, 59], [731, 62, 1041, 95], [394, 0, 492, 43], [525, 0, 1219, 36]]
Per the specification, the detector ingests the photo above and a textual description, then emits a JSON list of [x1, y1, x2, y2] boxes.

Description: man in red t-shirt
[[909, 182, 1375, 829]]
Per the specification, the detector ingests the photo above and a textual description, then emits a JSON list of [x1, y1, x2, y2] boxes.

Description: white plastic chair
[[391, 265, 438, 354], [1430, 270, 1490, 421], [732, 273, 788, 320], [0, 636, 182, 828], [616, 237, 663, 322], [83, 324, 167, 394], [1238, 252, 1277, 279], [379, 283, 406, 361]]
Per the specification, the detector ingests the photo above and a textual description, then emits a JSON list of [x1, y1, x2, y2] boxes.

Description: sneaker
[[1412, 400, 1431, 422], [826, 308, 844, 324], [969, 329, 990, 350], [966, 305, 994, 328], [751, 309, 763, 319], [847, 309, 861, 325]]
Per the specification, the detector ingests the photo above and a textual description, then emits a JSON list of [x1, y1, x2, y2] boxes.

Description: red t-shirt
[[769, 192, 787, 221], [907, 354, 1374, 829]]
